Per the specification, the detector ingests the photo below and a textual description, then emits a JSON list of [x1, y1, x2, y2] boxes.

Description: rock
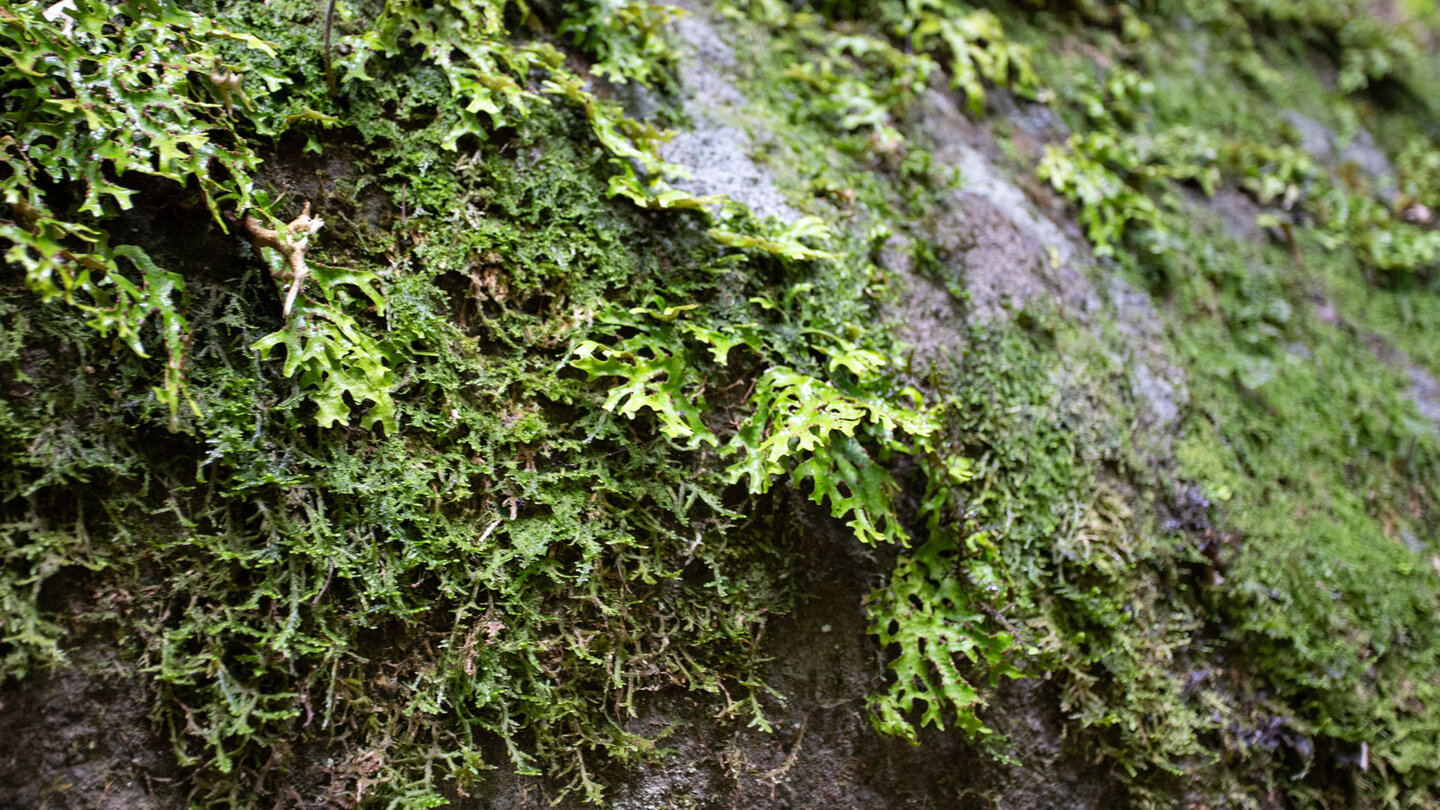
[[660, 3, 801, 223], [1283, 111, 1397, 197], [0, 633, 181, 810]]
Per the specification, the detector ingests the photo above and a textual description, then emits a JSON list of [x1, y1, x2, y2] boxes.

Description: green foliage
[[558, 0, 683, 86], [0, 0, 951, 801], [907, 323, 1219, 779], [1009, 9, 1440, 794], [1229, 0, 1421, 91], [1396, 136, 1440, 212], [1036, 135, 1163, 257], [709, 213, 844, 260], [5, 0, 1440, 807], [350, 0, 544, 146], [351, 0, 714, 212], [1028, 5, 1437, 282], [251, 262, 399, 433], [1313, 184, 1440, 272], [1227, 140, 1317, 208], [737, 0, 1036, 130], [1057, 0, 1429, 93], [893, 0, 1038, 114], [1157, 205, 1440, 803], [778, 33, 935, 146], [908, 2, 1440, 800], [0, 0, 819, 804], [0, 0, 269, 422], [573, 277, 938, 549], [867, 457, 1020, 741], [722, 365, 935, 545], [571, 311, 723, 448]]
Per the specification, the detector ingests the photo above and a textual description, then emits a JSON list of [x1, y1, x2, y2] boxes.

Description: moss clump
[[972, 1, 1440, 804], [720, 0, 1440, 804]]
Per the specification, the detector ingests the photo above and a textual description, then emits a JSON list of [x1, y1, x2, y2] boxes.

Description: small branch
[[209, 67, 242, 117], [323, 0, 338, 97], [243, 202, 324, 316]]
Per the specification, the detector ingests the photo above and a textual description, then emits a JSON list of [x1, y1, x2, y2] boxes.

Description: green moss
[[1154, 201, 1440, 801], [1010, 2, 1440, 794]]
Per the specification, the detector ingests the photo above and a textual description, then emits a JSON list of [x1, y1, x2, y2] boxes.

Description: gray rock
[[1339, 126, 1397, 190], [1131, 359, 1183, 431], [1283, 111, 1396, 196], [1284, 111, 1339, 165], [660, 3, 801, 223], [1408, 364, 1440, 425], [920, 88, 1101, 319]]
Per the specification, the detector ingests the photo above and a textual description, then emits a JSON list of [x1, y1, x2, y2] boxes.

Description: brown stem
[[243, 202, 324, 316]]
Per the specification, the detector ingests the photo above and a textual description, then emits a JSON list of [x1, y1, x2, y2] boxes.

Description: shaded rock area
[[919, 89, 1100, 323], [455, 503, 1123, 809], [0, 519, 1122, 810], [0, 630, 181, 810], [1408, 365, 1440, 424], [1282, 111, 1397, 195]]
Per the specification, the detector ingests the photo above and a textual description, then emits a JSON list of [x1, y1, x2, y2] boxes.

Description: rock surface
[[0, 632, 180, 810]]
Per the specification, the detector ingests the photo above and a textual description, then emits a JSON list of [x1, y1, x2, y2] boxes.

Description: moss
[[739, 0, 1440, 804], [996, 2, 1440, 801], [1155, 202, 1440, 802]]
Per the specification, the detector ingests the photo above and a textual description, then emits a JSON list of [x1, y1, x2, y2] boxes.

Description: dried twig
[[208, 67, 242, 117], [323, 0, 338, 97], [243, 202, 324, 316]]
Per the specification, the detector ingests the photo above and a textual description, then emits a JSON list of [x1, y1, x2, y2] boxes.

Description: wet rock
[[1131, 359, 1183, 431], [1283, 111, 1340, 165], [987, 89, 1072, 147], [923, 89, 1094, 292], [601, 504, 1122, 810], [880, 235, 969, 373], [938, 192, 1057, 322], [1206, 188, 1269, 243], [1407, 364, 1440, 424], [663, 123, 801, 224], [1339, 127, 1397, 189], [908, 87, 1188, 436]]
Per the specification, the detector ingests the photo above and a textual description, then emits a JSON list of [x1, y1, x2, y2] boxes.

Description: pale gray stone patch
[[1408, 365, 1440, 425], [901, 88, 1190, 435], [659, 2, 802, 223], [1131, 360, 1182, 431], [1283, 111, 1396, 197]]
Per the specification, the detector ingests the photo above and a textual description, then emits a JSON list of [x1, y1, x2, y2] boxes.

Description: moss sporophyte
[[3, 0, 1440, 806]]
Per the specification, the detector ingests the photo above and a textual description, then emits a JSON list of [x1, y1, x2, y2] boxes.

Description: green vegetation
[[0, 0, 945, 803], [3, 0, 1439, 807], [975, 1, 1440, 804]]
